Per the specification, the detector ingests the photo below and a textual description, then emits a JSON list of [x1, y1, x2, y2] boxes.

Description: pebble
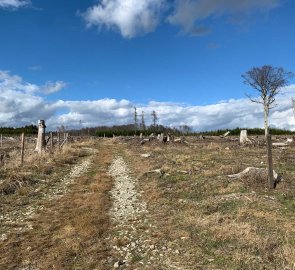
[[107, 155, 185, 269]]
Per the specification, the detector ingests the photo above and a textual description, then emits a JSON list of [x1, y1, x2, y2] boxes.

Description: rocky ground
[[107, 155, 187, 270]]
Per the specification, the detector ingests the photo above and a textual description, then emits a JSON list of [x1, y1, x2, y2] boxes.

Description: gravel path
[[107, 156, 186, 270]]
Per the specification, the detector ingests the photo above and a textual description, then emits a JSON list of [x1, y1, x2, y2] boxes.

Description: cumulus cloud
[[0, 71, 67, 95], [168, 0, 280, 34], [1, 70, 295, 131], [0, 0, 29, 9], [0, 70, 39, 93], [82, 0, 166, 38], [82, 0, 281, 37], [41, 81, 67, 94]]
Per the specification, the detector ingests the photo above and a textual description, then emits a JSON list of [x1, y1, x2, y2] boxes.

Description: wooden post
[[64, 133, 68, 145], [0, 134, 2, 148], [20, 133, 25, 166], [58, 132, 61, 149], [50, 132, 53, 152], [35, 120, 46, 155], [267, 134, 274, 189]]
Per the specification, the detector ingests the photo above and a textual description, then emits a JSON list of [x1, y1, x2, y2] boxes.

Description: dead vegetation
[[0, 136, 294, 269], [123, 136, 295, 269], [0, 139, 113, 269]]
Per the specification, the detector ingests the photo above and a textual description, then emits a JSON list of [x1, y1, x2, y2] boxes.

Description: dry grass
[[123, 136, 295, 269], [1, 136, 294, 269], [0, 140, 113, 269]]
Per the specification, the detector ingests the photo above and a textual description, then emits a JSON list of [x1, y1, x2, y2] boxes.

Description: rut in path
[[107, 155, 187, 270]]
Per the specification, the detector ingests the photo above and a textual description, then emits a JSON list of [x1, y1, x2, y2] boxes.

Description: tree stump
[[35, 120, 46, 154]]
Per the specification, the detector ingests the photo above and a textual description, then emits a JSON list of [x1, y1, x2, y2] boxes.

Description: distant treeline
[[90, 124, 182, 137], [193, 127, 295, 136], [93, 126, 295, 137], [0, 125, 38, 135], [1, 124, 293, 136]]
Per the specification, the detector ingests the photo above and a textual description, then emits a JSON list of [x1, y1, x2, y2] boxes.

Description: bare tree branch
[[245, 94, 263, 104], [242, 65, 294, 136]]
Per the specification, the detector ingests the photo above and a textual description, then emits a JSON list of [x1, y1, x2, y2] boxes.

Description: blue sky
[[0, 0, 295, 130]]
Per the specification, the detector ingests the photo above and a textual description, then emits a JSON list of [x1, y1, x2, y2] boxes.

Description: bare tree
[[134, 107, 138, 131], [179, 125, 192, 135], [58, 124, 66, 133], [242, 65, 293, 136], [140, 111, 146, 130], [151, 110, 158, 128]]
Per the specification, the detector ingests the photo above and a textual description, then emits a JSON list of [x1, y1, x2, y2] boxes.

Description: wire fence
[[0, 132, 82, 167]]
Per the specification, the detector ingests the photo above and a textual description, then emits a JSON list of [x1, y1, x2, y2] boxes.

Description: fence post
[[0, 134, 2, 148], [65, 133, 68, 145], [267, 134, 274, 189], [50, 132, 53, 152], [20, 132, 25, 166], [58, 132, 61, 150]]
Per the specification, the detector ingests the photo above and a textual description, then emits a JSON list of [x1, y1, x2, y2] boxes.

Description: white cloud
[[168, 0, 280, 33], [1, 70, 295, 131], [0, 70, 39, 93], [0, 71, 67, 95], [82, 0, 166, 38], [41, 81, 67, 94], [82, 0, 281, 37], [0, 0, 29, 9]]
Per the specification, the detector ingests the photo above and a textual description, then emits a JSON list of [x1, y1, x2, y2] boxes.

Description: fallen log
[[227, 167, 283, 188], [140, 153, 151, 158], [143, 169, 166, 177], [272, 142, 288, 147], [220, 131, 230, 138]]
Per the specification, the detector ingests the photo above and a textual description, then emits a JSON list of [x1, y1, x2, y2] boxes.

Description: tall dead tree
[[179, 125, 192, 135], [141, 111, 146, 130], [242, 65, 293, 189], [134, 107, 138, 131], [151, 110, 158, 129], [242, 65, 293, 137]]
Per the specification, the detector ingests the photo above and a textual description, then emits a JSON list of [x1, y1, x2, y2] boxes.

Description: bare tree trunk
[[264, 104, 269, 137], [267, 134, 274, 189]]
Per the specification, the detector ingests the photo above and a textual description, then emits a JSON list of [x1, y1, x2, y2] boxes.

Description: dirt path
[[0, 148, 94, 238], [0, 142, 113, 269], [107, 154, 186, 270], [0, 140, 192, 269]]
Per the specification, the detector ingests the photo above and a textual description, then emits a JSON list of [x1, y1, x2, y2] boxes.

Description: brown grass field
[[0, 136, 294, 269]]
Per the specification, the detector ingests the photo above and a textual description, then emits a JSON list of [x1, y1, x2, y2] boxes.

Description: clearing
[[0, 136, 294, 269]]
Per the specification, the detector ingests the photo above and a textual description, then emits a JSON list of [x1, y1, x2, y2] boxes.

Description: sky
[[0, 0, 295, 131]]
